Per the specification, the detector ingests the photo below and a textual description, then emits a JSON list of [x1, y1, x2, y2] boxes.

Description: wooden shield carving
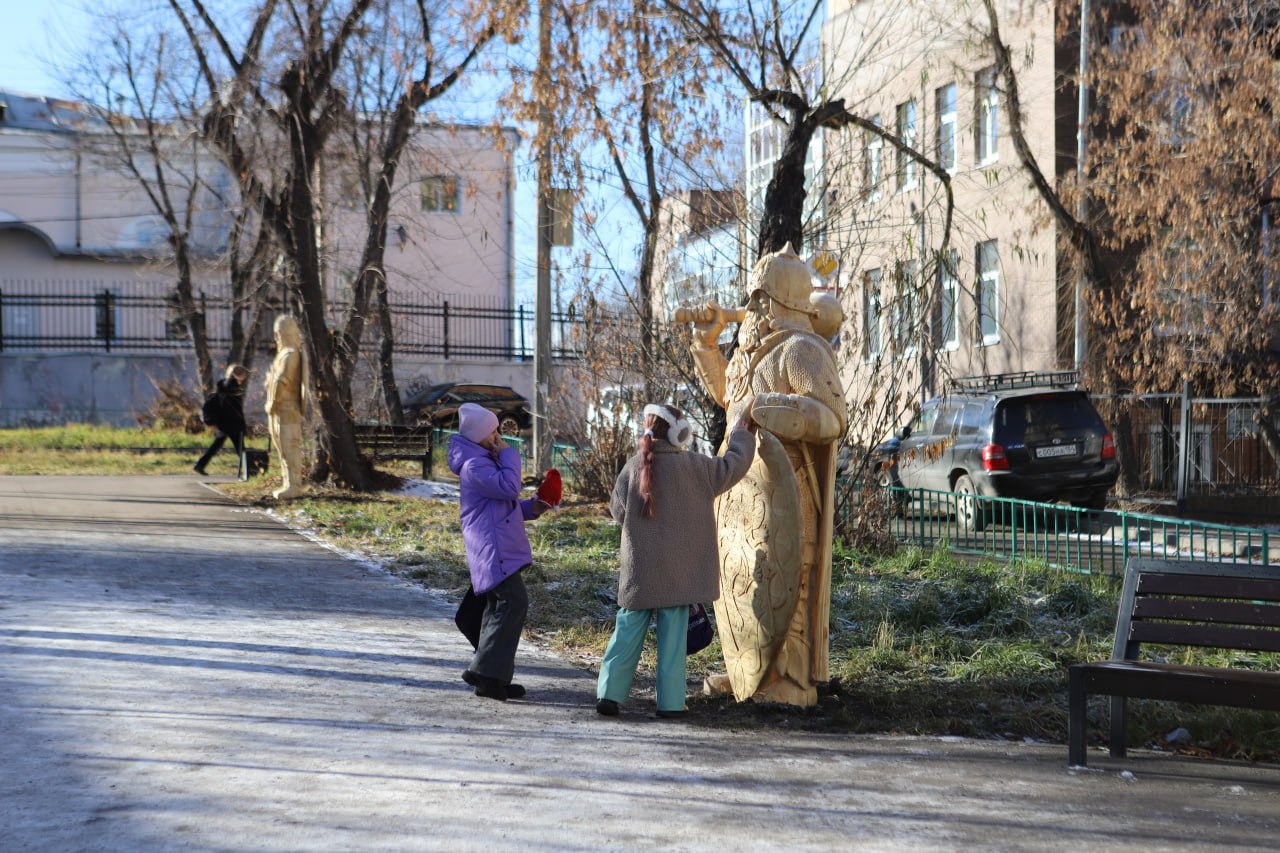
[[712, 429, 803, 700]]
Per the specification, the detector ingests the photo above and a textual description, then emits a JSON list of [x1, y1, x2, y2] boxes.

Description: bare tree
[[164, 0, 519, 489], [984, 0, 1280, 399]]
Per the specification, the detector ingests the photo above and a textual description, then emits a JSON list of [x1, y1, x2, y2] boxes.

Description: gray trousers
[[470, 570, 528, 684]]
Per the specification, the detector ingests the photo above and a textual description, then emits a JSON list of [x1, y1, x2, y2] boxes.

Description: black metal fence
[[0, 281, 586, 361], [1094, 392, 1280, 503]]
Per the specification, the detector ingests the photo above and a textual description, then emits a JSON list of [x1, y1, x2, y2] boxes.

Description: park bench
[[353, 423, 434, 479], [1067, 557, 1280, 766]]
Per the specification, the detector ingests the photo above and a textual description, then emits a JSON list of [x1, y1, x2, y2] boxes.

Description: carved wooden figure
[[683, 244, 846, 707], [265, 315, 308, 500]]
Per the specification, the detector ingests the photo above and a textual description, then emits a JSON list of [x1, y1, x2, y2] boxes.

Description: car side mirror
[[896, 426, 911, 440]]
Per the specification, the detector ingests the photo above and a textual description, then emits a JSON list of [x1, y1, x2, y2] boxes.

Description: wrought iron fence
[[1094, 392, 1280, 500], [0, 280, 588, 361]]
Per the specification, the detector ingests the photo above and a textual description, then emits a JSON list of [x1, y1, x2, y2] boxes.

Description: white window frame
[[894, 260, 918, 357], [863, 268, 883, 360], [895, 100, 917, 192], [976, 240, 1000, 345], [421, 175, 460, 213], [976, 67, 999, 166], [936, 83, 957, 173], [863, 117, 883, 201], [938, 251, 959, 351]]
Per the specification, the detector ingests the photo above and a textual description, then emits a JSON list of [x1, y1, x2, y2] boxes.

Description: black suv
[[403, 383, 531, 435], [874, 371, 1119, 530]]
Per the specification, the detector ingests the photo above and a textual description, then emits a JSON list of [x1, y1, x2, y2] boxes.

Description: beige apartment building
[[823, 0, 1068, 441]]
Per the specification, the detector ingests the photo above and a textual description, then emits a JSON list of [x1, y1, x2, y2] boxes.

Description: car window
[[995, 393, 1101, 443], [936, 400, 964, 436], [908, 403, 941, 437], [405, 383, 450, 406], [959, 401, 986, 436]]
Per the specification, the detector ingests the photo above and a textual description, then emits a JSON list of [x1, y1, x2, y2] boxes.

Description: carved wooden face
[[739, 292, 771, 350]]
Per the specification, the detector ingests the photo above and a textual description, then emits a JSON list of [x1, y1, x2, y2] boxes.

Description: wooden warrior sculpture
[[680, 243, 846, 707], [265, 315, 308, 500]]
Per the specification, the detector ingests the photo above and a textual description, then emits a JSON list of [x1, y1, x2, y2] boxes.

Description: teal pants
[[596, 605, 689, 713]]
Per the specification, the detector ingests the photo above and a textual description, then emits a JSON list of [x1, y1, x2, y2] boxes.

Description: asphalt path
[[1, 475, 1278, 851]]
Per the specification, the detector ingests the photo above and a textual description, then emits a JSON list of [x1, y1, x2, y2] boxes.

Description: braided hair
[[638, 405, 682, 517]]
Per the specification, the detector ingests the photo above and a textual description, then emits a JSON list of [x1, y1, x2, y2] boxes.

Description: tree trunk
[[279, 81, 368, 490], [376, 275, 403, 423], [171, 240, 215, 392], [1113, 405, 1142, 496], [1255, 402, 1280, 470], [757, 111, 816, 259]]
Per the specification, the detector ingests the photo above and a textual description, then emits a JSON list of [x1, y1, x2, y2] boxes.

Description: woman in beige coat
[[596, 402, 756, 718]]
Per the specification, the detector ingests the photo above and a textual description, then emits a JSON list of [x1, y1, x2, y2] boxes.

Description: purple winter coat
[[448, 434, 536, 594]]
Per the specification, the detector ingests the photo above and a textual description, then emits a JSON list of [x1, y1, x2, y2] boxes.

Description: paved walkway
[[1, 475, 1277, 851]]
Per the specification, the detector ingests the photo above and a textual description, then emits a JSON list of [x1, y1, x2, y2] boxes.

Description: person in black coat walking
[[194, 364, 249, 476]]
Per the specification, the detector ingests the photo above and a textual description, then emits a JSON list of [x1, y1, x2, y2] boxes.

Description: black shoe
[[506, 683, 526, 700], [596, 698, 620, 717], [475, 683, 507, 701], [193, 464, 207, 475], [463, 670, 509, 702], [656, 708, 688, 719]]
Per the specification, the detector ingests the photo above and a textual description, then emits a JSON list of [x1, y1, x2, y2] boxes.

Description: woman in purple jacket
[[448, 403, 548, 701]]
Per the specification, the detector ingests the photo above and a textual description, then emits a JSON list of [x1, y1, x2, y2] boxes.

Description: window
[[958, 401, 986, 436], [976, 240, 999, 345], [863, 268, 883, 359], [937, 250, 959, 351], [863, 117, 882, 200], [895, 100, 917, 191], [893, 260, 918, 355], [976, 67, 999, 165], [935, 83, 956, 172], [909, 402, 941, 437], [1148, 425, 1213, 485], [421, 175, 460, 212]]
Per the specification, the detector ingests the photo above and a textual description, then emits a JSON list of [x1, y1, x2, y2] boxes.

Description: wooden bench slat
[[1132, 597, 1280, 629], [352, 424, 434, 479], [1073, 660, 1280, 710], [1128, 620, 1280, 653], [1068, 558, 1280, 767], [1136, 571, 1280, 603]]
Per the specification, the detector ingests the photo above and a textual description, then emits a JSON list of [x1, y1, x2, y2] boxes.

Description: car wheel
[[876, 469, 906, 517], [498, 414, 522, 436], [954, 474, 986, 533]]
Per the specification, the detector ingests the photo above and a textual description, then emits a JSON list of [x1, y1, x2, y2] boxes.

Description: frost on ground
[[393, 479, 460, 501]]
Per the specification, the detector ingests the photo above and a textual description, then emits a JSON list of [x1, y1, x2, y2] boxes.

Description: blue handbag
[[686, 603, 714, 655]]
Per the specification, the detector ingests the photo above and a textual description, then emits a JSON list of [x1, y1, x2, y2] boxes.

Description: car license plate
[[1035, 444, 1078, 459]]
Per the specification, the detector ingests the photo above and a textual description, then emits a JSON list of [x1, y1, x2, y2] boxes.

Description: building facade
[[822, 0, 1065, 444], [0, 89, 522, 424]]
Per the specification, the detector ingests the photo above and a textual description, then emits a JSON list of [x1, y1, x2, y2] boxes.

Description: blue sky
[[0, 0, 85, 98], [0, 2, 647, 308]]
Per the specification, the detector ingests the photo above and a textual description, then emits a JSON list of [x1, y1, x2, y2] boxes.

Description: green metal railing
[[869, 486, 1275, 575], [428, 428, 577, 476]]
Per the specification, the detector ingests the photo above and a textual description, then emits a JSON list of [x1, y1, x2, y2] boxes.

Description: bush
[[138, 376, 204, 433]]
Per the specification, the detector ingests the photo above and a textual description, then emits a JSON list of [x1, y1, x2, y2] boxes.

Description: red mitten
[[536, 468, 562, 507]]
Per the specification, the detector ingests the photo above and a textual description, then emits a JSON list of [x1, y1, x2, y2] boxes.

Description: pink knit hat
[[458, 403, 499, 443]]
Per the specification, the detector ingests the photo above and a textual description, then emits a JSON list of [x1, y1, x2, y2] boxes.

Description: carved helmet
[[749, 242, 818, 315]]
